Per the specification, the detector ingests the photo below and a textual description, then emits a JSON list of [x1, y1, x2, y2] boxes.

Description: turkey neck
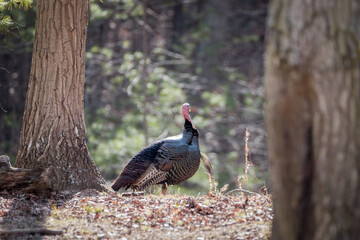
[[183, 119, 193, 144], [191, 134, 199, 147]]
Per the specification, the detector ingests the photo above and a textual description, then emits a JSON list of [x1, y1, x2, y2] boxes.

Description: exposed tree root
[[0, 155, 111, 194], [0, 155, 52, 194]]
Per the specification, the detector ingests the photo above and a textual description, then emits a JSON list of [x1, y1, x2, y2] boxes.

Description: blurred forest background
[[0, 0, 268, 194]]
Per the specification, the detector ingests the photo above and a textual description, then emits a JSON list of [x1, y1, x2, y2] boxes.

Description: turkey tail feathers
[[111, 177, 130, 191], [200, 152, 213, 177]]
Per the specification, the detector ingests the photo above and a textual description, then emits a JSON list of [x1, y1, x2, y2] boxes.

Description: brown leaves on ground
[[0, 190, 272, 239]]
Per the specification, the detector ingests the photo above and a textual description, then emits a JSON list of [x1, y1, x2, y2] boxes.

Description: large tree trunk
[[15, 0, 106, 192], [265, 0, 360, 239]]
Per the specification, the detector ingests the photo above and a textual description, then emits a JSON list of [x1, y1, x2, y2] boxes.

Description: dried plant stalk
[[244, 128, 251, 188]]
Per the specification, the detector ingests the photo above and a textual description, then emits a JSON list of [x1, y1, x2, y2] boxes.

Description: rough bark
[[15, 0, 107, 192], [265, 0, 360, 239]]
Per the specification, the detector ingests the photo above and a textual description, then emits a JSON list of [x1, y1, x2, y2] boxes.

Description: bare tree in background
[[265, 0, 360, 239], [15, 0, 106, 191]]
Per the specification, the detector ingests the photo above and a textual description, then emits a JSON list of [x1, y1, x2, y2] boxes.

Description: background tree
[[0, 0, 32, 33], [15, 0, 106, 191], [265, 0, 360, 239], [0, 0, 35, 157]]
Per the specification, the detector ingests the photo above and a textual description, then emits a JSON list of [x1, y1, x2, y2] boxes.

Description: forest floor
[[0, 189, 272, 239]]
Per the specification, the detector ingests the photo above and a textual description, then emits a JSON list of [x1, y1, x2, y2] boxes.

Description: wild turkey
[[111, 103, 207, 194]]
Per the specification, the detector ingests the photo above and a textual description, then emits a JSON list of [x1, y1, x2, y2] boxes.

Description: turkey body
[[111, 105, 201, 193], [158, 129, 200, 186]]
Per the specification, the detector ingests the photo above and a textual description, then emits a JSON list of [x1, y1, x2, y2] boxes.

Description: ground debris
[[0, 191, 272, 239]]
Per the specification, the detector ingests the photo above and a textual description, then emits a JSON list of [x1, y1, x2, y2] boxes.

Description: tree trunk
[[15, 0, 107, 192], [195, 0, 229, 86], [265, 0, 360, 240]]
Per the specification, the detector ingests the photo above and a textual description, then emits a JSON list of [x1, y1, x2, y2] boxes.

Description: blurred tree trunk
[[265, 0, 360, 239], [15, 0, 106, 192], [195, 0, 229, 85], [172, 0, 183, 44]]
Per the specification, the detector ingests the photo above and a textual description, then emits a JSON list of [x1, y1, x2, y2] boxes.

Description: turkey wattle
[[111, 103, 201, 194]]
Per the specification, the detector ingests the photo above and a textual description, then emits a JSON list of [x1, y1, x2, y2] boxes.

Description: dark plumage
[[111, 103, 201, 194]]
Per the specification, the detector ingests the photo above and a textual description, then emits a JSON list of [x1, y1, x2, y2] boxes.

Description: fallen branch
[[122, 191, 145, 197], [0, 228, 63, 235], [225, 188, 270, 202], [0, 155, 52, 193]]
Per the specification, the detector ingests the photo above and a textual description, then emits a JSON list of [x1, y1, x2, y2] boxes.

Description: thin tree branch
[[142, 0, 149, 146], [0, 228, 63, 236], [225, 188, 270, 202]]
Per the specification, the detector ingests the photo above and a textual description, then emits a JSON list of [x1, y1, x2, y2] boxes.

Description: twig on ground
[[122, 191, 145, 197], [225, 188, 270, 202], [0, 228, 63, 235]]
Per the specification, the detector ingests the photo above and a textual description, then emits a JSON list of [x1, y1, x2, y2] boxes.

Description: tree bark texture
[[15, 0, 106, 192], [265, 0, 360, 240]]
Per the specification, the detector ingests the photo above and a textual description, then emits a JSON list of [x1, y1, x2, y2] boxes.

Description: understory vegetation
[[0, 0, 268, 193], [0, 0, 272, 238]]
